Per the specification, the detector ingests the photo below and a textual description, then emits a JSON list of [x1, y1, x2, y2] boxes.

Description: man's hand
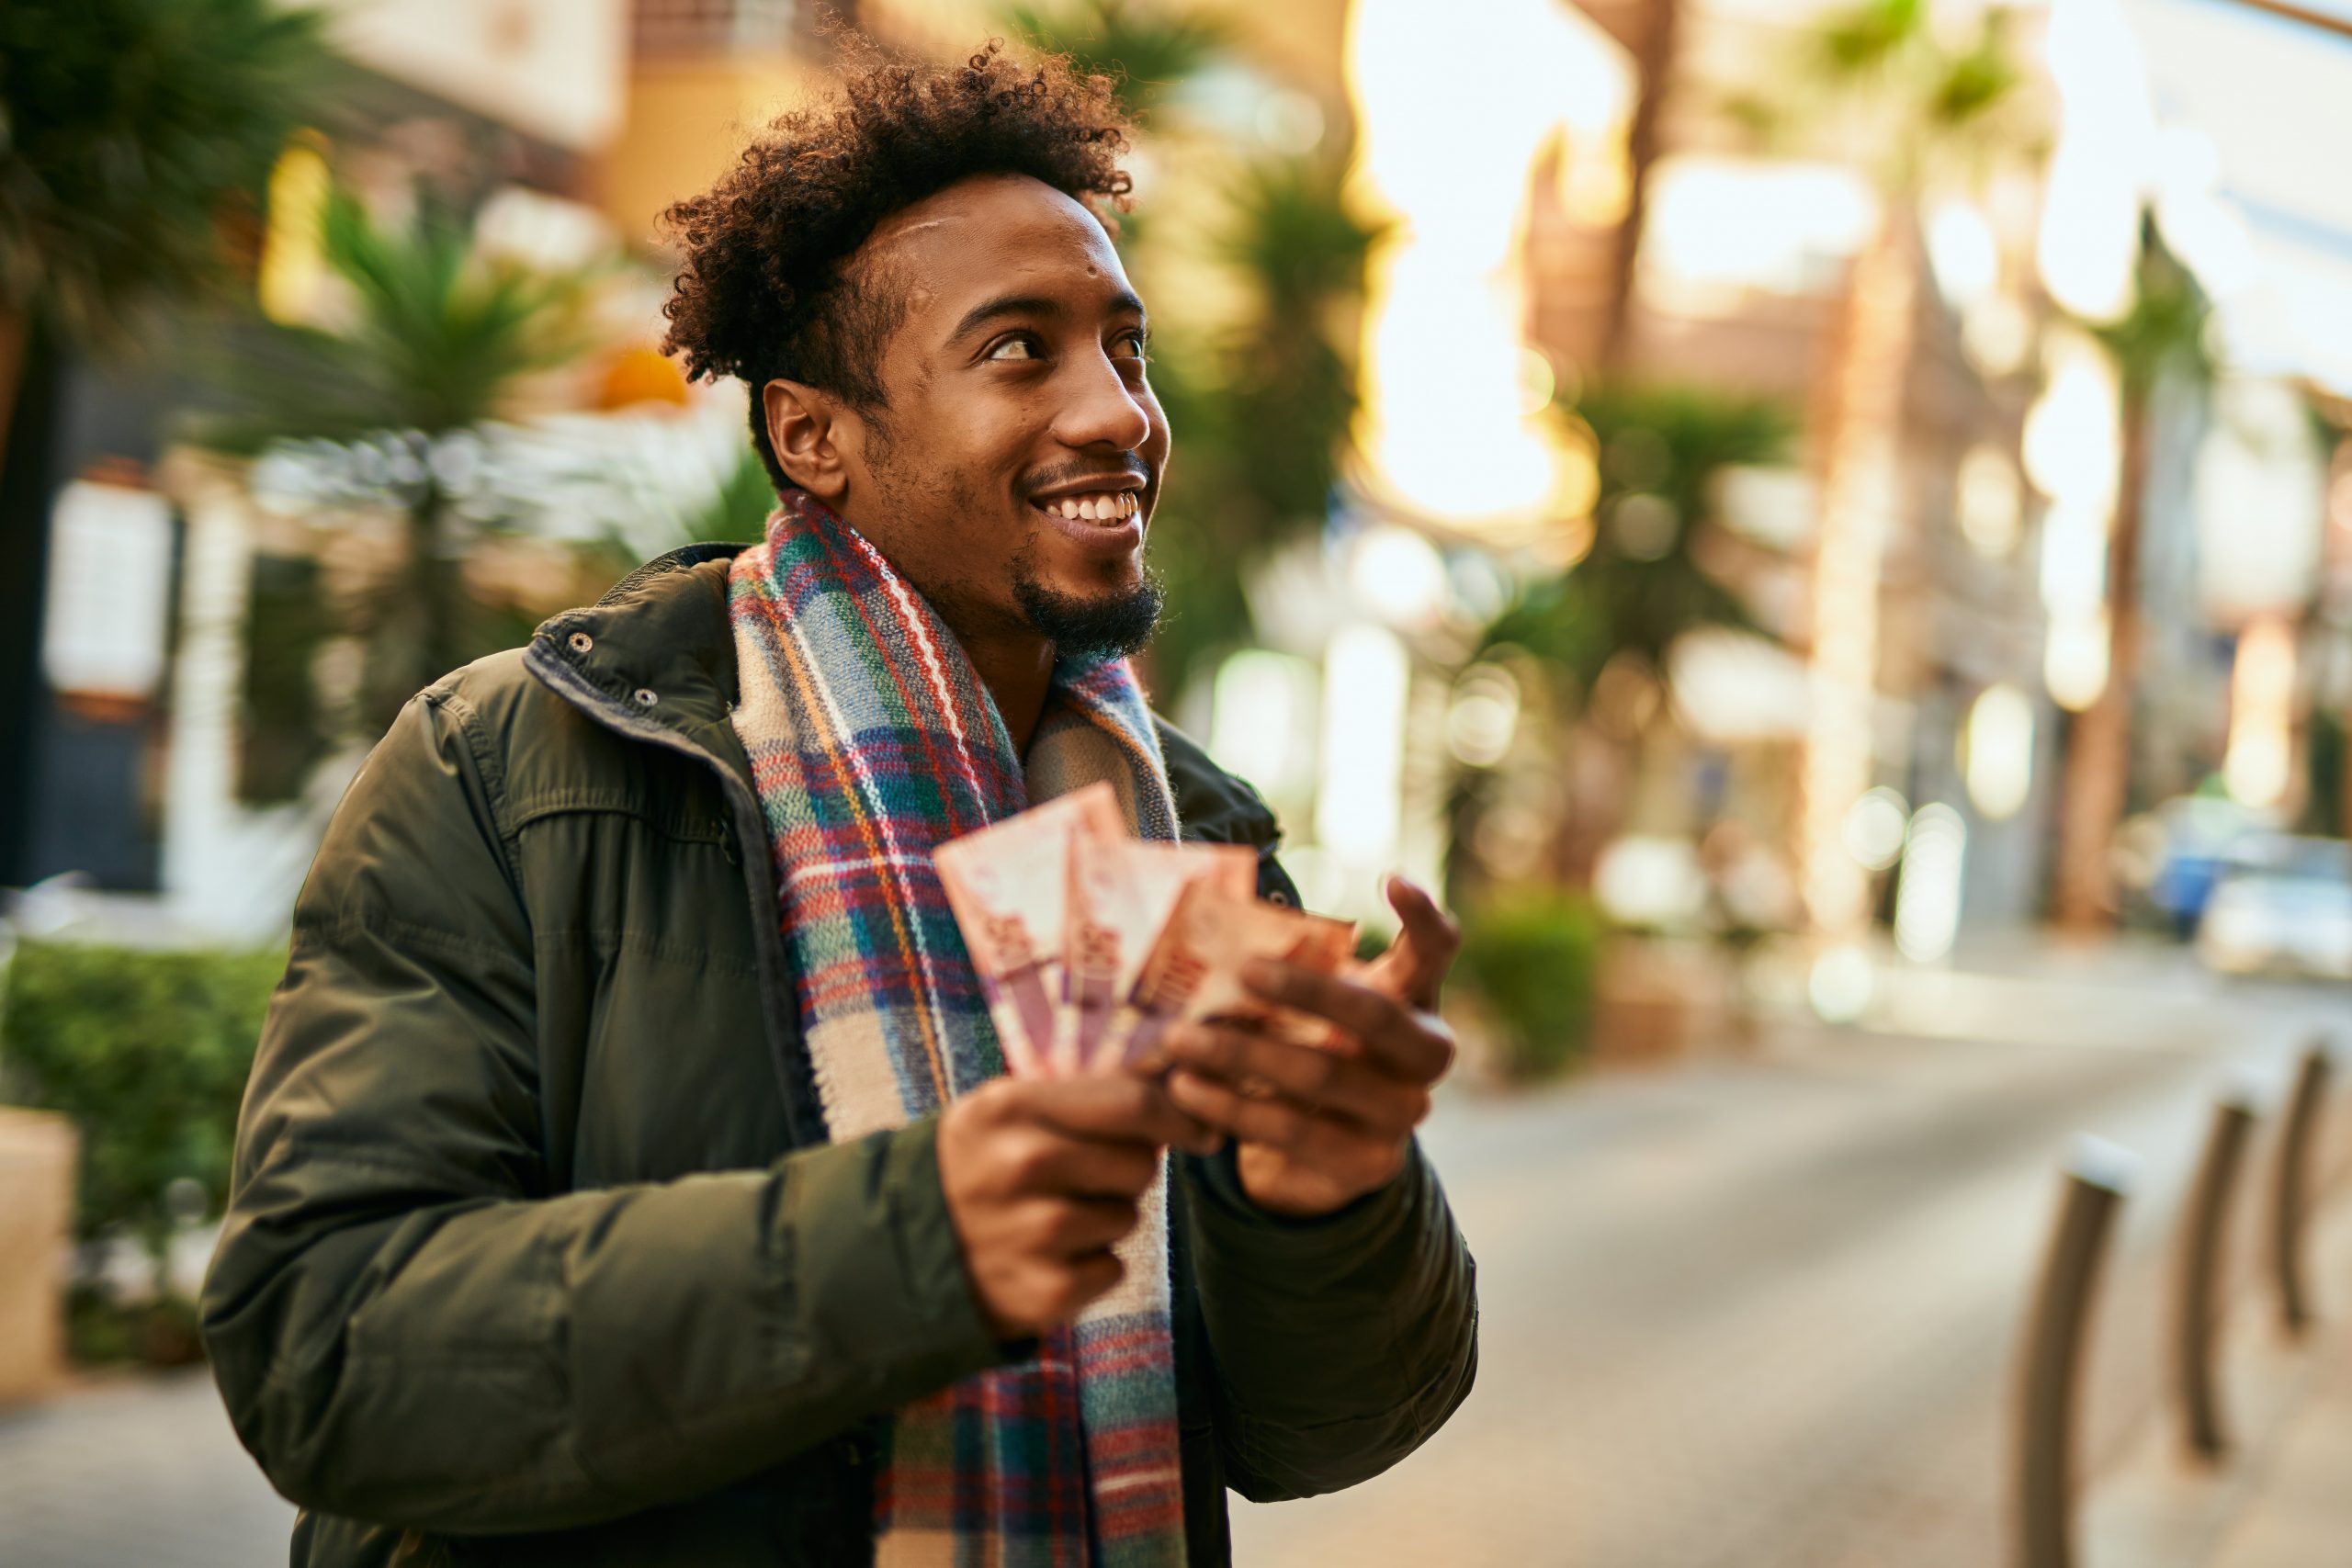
[[1163, 875, 1460, 1218], [938, 1076, 1216, 1339]]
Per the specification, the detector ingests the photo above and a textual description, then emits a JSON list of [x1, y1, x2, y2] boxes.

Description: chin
[[1013, 568, 1164, 659], [1066, 554, 1148, 596]]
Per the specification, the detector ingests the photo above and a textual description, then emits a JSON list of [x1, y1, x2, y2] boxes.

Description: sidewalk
[[0, 1366, 292, 1568], [2211, 1328, 2352, 1567], [2081, 1138, 2352, 1568]]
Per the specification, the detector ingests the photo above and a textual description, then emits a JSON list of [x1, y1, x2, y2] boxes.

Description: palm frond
[[1001, 0, 1233, 118], [1713, 86, 1796, 152], [1215, 154, 1388, 317], [1726, 0, 2034, 180], [0, 0, 347, 344], [1927, 16, 2024, 132], [1485, 384, 1794, 695], [1811, 0, 1926, 79], [189, 183, 604, 450], [2091, 217, 2212, 398]]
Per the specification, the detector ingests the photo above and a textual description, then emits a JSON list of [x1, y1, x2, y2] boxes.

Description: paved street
[[1, 944, 2343, 1567], [0, 1369, 294, 1566], [1230, 948, 2349, 1567]]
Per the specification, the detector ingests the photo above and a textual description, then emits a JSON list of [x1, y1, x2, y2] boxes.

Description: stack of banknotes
[[935, 782, 1357, 1077]]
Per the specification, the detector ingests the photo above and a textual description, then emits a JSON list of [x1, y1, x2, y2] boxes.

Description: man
[[202, 39, 1476, 1567]]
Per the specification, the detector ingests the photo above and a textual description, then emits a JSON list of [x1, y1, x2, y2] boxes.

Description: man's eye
[[1113, 330, 1148, 358], [987, 334, 1042, 361]]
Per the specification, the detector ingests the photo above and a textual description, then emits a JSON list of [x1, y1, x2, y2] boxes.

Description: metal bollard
[[2270, 1043, 2332, 1335], [2174, 1094, 2257, 1461], [2014, 1136, 2134, 1568]]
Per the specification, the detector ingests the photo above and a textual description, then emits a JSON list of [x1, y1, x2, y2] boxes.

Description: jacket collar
[[528, 540, 1284, 853], [529, 541, 749, 742]]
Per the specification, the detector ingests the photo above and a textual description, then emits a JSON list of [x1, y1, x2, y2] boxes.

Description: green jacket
[[201, 544, 1477, 1566]]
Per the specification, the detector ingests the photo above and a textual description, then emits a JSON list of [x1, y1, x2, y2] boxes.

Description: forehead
[[861, 174, 1136, 332]]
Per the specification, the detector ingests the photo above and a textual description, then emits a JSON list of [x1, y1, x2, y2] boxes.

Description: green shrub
[[1453, 888, 1604, 1081], [66, 1282, 207, 1368], [0, 940, 283, 1283]]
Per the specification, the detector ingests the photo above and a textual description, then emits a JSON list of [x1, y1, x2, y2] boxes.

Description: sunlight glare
[[2222, 614, 2296, 808], [2036, 0, 2157, 321], [1346, 0, 1631, 532]]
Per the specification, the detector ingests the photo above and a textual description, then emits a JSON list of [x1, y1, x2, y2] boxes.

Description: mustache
[[1023, 457, 1154, 497]]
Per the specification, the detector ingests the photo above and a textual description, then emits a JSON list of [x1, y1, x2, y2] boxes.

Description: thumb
[[1371, 874, 1459, 1011]]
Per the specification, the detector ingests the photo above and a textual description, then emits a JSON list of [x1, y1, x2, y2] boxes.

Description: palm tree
[[1736, 0, 2035, 942], [1145, 152, 1385, 695], [191, 186, 602, 739], [2052, 220, 2211, 929], [1601, 0, 1683, 375], [0, 0, 338, 475], [1474, 384, 1792, 886]]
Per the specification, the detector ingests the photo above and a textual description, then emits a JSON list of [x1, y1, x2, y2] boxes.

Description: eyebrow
[[948, 288, 1148, 345]]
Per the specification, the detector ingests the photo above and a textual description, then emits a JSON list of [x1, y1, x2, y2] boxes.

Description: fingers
[[1240, 961, 1455, 1085], [968, 1233, 1129, 1337], [1164, 1066, 1322, 1150], [1035, 1195, 1141, 1255], [940, 1085, 1160, 1340], [1162, 1021, 1430, 1135], [1011, 1130, 1163, 1201], [1013, 1223, 1131, 1325], [1382, 875, 1462, 1009], [1009, 1075, 1219, 1155], [1162, 1069, 1415, 1190], [1063, 1248, 1126, 1309]]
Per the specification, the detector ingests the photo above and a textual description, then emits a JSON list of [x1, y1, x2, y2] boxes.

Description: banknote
[[934, 782, 1125, 1077], [1121, 881, 1357, 1067], [1066, 838, 1256, 1073]]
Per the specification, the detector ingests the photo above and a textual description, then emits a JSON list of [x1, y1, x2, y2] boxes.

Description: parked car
[[2134, 795, 2271, 937], [2195, 835, 2352, 981]]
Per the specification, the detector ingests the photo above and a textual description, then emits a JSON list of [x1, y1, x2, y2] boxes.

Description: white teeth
[[1040, 492, 1139, 521]]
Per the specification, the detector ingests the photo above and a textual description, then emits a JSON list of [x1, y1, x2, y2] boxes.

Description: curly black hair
[[659, 38, 1136, 495]]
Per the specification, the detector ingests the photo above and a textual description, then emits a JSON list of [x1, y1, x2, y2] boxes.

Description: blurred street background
[[3, 0, 2350, 1564]]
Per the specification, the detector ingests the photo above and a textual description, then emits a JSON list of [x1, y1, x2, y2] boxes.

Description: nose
[[1050, 346, 1153, 454]]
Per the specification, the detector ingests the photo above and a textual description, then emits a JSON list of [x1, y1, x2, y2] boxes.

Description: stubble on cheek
[[870, 453, 1030, 637]]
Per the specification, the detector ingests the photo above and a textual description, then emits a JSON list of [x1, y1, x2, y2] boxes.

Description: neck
[[956, 625, 1057, 753]]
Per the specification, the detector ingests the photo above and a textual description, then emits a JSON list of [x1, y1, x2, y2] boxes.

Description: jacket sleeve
[[1178, 1140, 1478, 1502], [199, 686, 1002, 1534]]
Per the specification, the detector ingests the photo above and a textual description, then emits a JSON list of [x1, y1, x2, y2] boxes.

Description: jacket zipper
[[523, 641, 820, 1151]]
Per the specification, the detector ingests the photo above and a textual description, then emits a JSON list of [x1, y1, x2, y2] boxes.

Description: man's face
[[783, 173, 1170, 655]]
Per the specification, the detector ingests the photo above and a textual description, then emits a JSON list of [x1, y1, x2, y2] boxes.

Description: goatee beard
[[1012, 570, 1165, 659]]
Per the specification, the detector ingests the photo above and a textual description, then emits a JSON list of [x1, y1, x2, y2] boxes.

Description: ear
[[763, 378, 852, 502]]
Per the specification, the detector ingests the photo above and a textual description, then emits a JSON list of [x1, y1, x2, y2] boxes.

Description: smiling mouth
[[1031, 491, 1141, 524]]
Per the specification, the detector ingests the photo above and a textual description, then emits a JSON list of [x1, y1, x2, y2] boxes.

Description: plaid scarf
[[728, 491, 1187, 1567]]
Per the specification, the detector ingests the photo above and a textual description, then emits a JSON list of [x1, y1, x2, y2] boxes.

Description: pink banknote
[[934, 782, 1125, 1077], [1122, 882, 1357, 1066], [1065, 838, 1256, 1073]]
